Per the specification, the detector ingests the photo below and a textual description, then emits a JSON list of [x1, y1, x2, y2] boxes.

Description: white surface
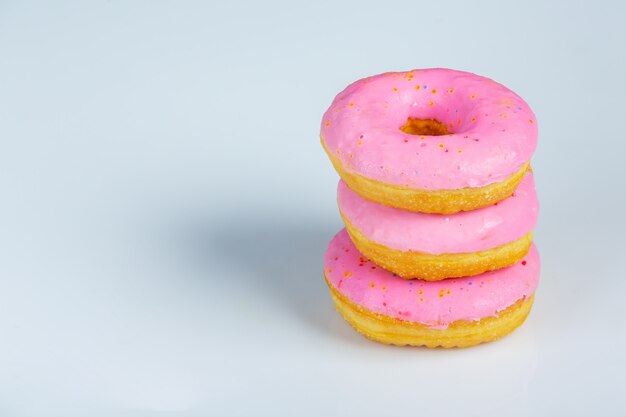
[[1, 1, 625, 415]]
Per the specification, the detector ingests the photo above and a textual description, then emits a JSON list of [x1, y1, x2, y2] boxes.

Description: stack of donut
[[320, 68, 539, 348]]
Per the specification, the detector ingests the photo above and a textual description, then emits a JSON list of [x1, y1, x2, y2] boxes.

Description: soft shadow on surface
[[175, 212, 541, 350], [179, 211, 342, 336]]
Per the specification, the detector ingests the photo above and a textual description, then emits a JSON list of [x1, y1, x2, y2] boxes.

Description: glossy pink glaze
[[338, 170, 538, 254], [325, 229, 540, 329], [321, 69, 538, 190]]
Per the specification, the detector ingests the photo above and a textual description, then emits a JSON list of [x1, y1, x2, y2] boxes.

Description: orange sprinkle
[[357, 140, 363, 146], [347, 102, 355, 107], [381, 285, 387, 291], [325, 121, 330, 127], [428, 101, 434, 107], [419, 297, 424, 302], [370, 282, 376, 288], [415, 85, 421, 90], [447, 88, 454, 93], [470, 94, 476, 100], [327, 268, 333, 273], [431, 89, 437, 94], [438, 289, 445, 298], [471, 117, 476, 122], [393, 87, 398, 91], [438, 143, 444, 148], [446, 290, 451, 295], [418, 289, 423, 295], [457, 149, 463, 154], [343, 271, 352, 278], [529, 119, 534, 123]]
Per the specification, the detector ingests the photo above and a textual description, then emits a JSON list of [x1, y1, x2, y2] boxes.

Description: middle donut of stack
[[337, 169, 538, 281]]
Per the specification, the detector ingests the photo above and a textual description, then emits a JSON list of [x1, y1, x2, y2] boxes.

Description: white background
[[1, 1, 625, 415]]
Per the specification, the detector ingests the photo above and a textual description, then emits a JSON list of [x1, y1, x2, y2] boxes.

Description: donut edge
[[341, 214, 534, 280], [322, 138, 530, 214], [326, 275, 535, 348]]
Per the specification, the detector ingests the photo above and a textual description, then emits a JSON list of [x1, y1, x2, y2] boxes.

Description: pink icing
[[321, 68, 538, 190], [338, 171, 538, 254], [325, 229, 540, 329]]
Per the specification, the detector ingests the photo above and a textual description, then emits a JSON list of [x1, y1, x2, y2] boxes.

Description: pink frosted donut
[[321, 68, 538, 213], [324, 229, 540, 347], [337, 170, 539, 280]]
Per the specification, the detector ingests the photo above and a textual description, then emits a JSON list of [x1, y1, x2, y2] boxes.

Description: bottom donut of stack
[[324, 229, 540, 348]]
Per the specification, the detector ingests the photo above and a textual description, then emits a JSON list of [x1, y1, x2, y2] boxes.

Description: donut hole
[[400, 117, 451, 136]]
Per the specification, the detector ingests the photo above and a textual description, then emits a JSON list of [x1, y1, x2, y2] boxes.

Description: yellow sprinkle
[[438, 289, 445, 298], [393, 87, 398, 91], [438, 143, 444, 148], [347, 102, 355, 107], [325, 121, 330, 127], [357, 140, 363, 146], [418, 289, 423, 295], [457, 149, 463, 154], [343, 271, 352, 278], [428, 101, 434, 107]]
